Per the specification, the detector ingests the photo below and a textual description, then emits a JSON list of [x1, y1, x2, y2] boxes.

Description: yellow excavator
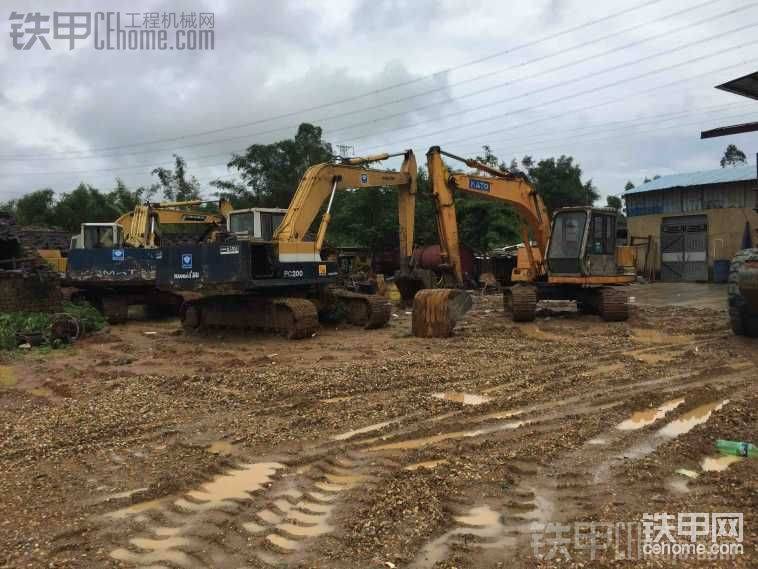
[[158, 150, 418, 338], [65, 199, 232, 322], [403, 147, 635, 326]]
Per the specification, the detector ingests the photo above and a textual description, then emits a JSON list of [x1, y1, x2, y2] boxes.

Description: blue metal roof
[[625, 165, 756, 195]]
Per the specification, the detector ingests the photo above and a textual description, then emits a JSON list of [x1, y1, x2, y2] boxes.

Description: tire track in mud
[[96, 327, 750, 568], [101, 451, 381, 568], [407, 365, 754, 568]]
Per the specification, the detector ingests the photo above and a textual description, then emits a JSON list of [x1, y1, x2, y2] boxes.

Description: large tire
[[729, 248, 758, 337]]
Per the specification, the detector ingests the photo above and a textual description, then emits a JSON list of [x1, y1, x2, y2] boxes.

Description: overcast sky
[[1, 0, 757, 204]]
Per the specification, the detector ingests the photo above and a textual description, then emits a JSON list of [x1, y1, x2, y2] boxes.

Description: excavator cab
[[547, 207, 619, 277], [226, 208, 287, 241], [71, 223, 124, 249]]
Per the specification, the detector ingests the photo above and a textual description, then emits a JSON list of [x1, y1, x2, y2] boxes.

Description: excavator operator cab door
[[546, 209, 587, 275], [546, 208, 617, 277], [76, 223, 124, 250], [584, 210, 618, 276]]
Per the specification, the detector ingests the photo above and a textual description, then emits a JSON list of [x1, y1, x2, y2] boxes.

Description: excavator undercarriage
[[178, 289, 391, 339]]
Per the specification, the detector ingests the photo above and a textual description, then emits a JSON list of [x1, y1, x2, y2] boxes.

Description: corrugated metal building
[[623, 165, 757, 281]]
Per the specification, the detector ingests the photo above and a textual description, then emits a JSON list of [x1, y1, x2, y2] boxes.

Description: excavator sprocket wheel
[[411, 289, 472, 338], [334, 290, 392, 329], [598, 287, 629, 322], [506, 285, 537, 322]]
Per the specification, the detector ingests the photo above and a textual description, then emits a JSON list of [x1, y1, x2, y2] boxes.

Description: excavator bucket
[[411, 289, 472, 338]]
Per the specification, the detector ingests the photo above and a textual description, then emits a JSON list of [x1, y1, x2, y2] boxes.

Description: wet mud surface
[[0, 285, 755, 568]]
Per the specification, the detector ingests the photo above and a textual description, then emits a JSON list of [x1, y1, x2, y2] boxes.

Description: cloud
[[0, 0, 756, 204]]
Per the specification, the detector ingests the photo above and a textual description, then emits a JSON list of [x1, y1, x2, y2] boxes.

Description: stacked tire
[[728, 248, 758, 337]]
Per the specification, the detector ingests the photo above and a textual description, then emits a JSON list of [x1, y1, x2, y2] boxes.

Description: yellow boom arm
[[426, 146, 550, 283], [117, 199, 231, 248], [274, 150, 417, 262]]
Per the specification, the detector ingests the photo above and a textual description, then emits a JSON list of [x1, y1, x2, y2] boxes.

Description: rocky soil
[[0, 285, 754, 568]]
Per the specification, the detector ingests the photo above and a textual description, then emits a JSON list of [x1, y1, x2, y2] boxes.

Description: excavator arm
[[426, 146, 550, 284], [274, 150, 417, 262], [117, 199, 231, 248]]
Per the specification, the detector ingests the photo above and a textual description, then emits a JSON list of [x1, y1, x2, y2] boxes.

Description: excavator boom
[[426, 146, 550, 284], [274, 150, 417, 262]]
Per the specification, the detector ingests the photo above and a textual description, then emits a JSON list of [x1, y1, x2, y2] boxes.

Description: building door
[[660, 215, 708, 282]]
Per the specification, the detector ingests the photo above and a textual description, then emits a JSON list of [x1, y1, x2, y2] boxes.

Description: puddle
[[332, 421, 392, 441], [96, 487, 148, 504], [616, 398, 684, 430], [107, 498, 164, 520], [587, 437, 607, 445], [324, 472, 364, 486], [480, 408, 526, 421], [257, 509, 282, 525], [298, 500, 332, 513], [174, 462, 283, 511], [367, 420, 525, 452], [657, 400, 728, 438], [454, 505, 501, 527], [667, 477, 691, 494], [432, 392, 491, 406], [675, 468, 699, 479], [0, 366, 16, 387], [405, 459, 448, 471], [206, 441, 237, 456], [701, 454, 743, 472], [266, 533, 300, 551], [411, 505, 507, 568], [154, 527, 181, 537], [110, 547, 194, 567], [287, 509, 323, 525], [279, 518, 333, 537]]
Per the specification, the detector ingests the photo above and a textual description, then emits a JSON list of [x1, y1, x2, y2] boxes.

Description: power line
[[0, 0, 666, 159], [456, 108, 758, 159], [0, 0, 726, 163], [330, 0, 751, 143], [7, 23, 757, 179], [358, 37, 758, 153]]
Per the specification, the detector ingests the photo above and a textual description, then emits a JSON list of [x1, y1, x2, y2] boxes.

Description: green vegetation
[[0, 301, 106, 351], [0, 123, 603, 254]]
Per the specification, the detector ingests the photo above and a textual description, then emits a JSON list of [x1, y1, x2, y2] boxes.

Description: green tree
[[213, 123, 333, 208], [606, 195, 623, 210], [152, 155, 201, 201], [14, 189, 56, 226], [624, 180, 635, 192], [53, 183, 121, 232], [107, 178, 147, 212], [0, 199, 17, 215], [720, 144, 747, 168], [525, 155, 599, 212]]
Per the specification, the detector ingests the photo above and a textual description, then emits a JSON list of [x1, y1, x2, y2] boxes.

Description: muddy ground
[[0, 283, 755, 568]]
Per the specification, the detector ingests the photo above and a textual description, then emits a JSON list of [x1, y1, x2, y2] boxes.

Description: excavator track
[[332, 289, 392, 329], [181, 296, 319, 340], [598, 287, 629, 322]]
